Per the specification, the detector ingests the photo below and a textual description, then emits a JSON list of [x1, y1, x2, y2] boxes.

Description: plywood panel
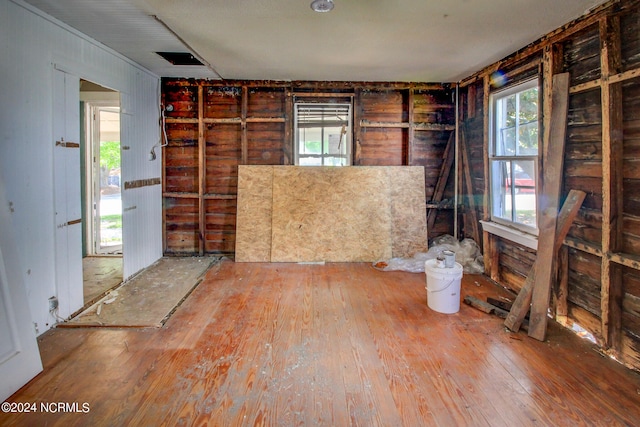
[[389, 167, 428, 257], [236, 166, 428, 262], [271, 167, 392, 262], [235, 166, 273, 262]]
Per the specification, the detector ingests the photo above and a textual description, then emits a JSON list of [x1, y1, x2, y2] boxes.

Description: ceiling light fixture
[[310, 0, 334, 13]]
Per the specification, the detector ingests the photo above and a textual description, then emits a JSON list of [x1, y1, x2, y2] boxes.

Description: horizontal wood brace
[[166, 117, 286, 125], [57, 218, 82, 228], [608, 252, 640, 271], [360, 120, 409, 128], [162, 193, 237, 200], [163, 192, 199, 199], [203, 118, 242, 124], [292, 92, 354, 98], [165, 117, 198, 124], [245, 117, 286, 123], [55, 140, 80, 148], [608, 68, 640, 85], [568, 68, 640, 95], [563, 236, 603, 257], [124, 177, 161, 190], [413, 123, 456, 131], [569, 79, 602, 94], [203, 194, 237, 200], [426, 203, 454, 209]]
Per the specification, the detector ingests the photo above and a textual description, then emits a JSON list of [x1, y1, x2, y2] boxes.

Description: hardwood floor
[[3, 260, 640, 426]]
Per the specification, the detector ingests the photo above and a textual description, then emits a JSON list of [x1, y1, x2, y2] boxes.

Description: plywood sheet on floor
[[82, 256, 123, 304], [64, 257, 216, 328], [236, 166, 428, 262]]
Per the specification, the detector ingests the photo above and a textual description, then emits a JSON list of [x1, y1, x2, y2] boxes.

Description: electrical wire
[[149, 106, 169, 161]]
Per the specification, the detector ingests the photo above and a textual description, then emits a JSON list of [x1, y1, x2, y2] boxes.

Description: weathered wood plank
[[427, 131, 454, 231], [529, 73, 571, 341], [505, 189, 586, 332], [459, 129, 480, 244]]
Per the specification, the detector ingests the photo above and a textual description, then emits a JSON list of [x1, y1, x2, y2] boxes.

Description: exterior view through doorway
[[81, 80, 123, 305]]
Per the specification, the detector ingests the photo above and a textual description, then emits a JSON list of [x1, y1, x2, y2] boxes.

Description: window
[[294, 103, 351, 166], [489, 79, 539, 232]]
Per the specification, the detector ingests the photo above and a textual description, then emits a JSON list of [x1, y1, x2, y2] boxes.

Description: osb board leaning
[[235, 166, 428, 262], [235, 166, 274, 262]]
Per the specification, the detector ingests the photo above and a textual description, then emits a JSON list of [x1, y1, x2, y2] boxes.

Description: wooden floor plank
[[2, 260, 640, 426], [82, 256, 123, 304]]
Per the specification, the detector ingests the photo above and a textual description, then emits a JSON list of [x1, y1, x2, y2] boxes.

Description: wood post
[[600, 15, 624, 351], [198, 85, 206, 256]]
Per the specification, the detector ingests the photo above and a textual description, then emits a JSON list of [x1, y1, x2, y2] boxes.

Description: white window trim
[[294, 102, 352, 166], [487, 77, 540, 237], [480, 220, 538, 250]]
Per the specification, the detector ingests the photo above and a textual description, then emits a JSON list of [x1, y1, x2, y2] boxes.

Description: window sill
[[480, 220, 538, 250]]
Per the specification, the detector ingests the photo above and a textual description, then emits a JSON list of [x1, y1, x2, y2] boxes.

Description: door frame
[[84, 101, 122, 255]]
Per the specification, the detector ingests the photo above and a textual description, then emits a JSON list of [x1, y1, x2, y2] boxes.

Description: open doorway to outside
[[80, 80, 123, 305]]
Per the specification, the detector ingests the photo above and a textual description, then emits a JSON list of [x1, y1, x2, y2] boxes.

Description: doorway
[[80, 80, 123, 305]]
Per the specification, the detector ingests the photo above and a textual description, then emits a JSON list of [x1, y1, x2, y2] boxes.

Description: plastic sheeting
[[373, 235, 484, 274]]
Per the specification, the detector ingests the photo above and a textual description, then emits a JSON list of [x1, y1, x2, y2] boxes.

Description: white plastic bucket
[[425, 259, 463, 314]]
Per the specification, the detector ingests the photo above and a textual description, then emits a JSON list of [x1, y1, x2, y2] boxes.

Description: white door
[[88, 103, 122, 255], [53, 69, 83, 318], [0, 174, 43, 401]]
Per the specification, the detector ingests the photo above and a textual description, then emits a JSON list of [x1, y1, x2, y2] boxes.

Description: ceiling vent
[[156, 52, 204, 66]]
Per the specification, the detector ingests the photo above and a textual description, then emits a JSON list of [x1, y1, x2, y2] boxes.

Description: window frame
[[294, 102, 352, 166], [488, 77, 541, 235]]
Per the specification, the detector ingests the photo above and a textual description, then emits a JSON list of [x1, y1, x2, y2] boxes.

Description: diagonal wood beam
[[427, 131, 455, 231], [504, 189, 586, 332]]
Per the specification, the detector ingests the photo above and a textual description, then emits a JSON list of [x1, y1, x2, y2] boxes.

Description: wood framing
[[162, 80, 456, 256], [463, 0, 640, 369]]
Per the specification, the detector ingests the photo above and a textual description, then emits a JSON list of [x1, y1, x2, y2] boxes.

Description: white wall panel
[[0, 0, 162, 334]]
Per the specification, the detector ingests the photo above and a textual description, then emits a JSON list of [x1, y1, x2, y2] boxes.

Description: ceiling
[[24, 0, 609, 82]]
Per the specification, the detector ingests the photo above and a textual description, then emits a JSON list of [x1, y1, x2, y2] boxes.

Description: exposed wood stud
[[482, 73, 491, 274], [353, 88, 363, 165], [198, 84, 205, 256], [408, 88, 415, 166], [488, 234, 500, 282], [284, 89, 293, 165], [555, 245, 570, 320], [467, 84, 476, 119], [600, 15, 624, 351], [241, 86, 248, 165]]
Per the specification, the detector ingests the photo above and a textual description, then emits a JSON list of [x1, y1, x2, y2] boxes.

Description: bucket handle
[[427, 279, 456, 293]]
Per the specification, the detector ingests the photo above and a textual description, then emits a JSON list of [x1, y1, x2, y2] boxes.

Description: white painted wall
[[0, 0, 163, 335]]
